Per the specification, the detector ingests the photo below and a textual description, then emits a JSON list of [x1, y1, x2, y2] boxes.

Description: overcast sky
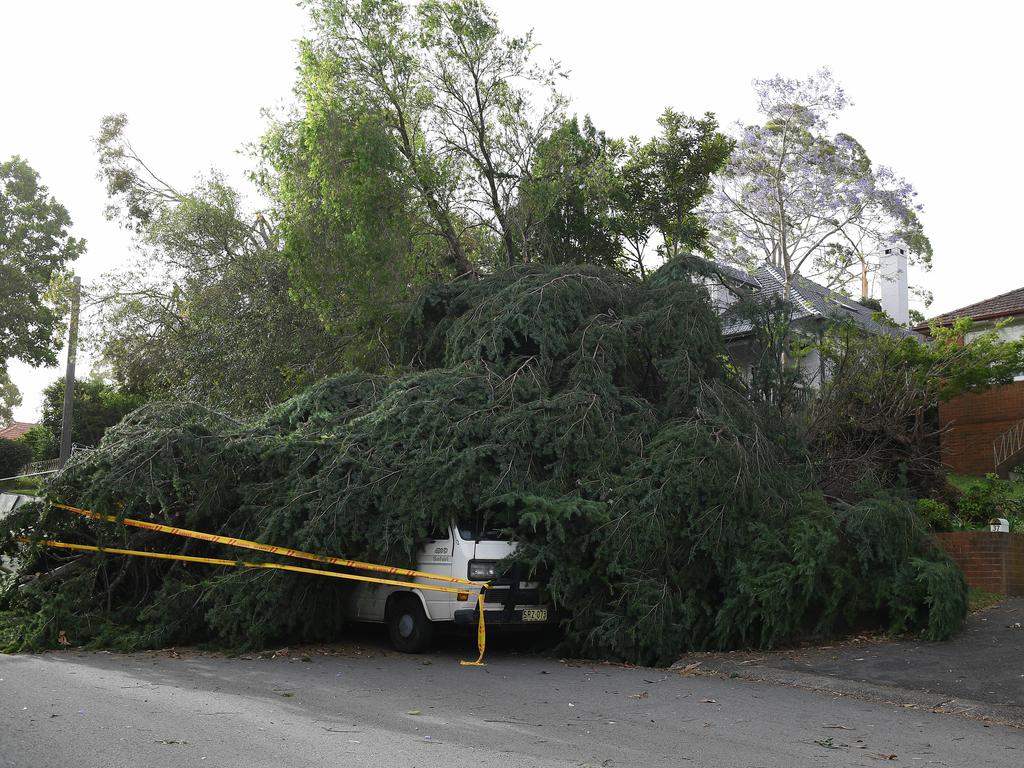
[[4, 0, 1022, 422]]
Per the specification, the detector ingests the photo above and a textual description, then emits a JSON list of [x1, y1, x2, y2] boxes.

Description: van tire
[[387, 595, 434, 653]]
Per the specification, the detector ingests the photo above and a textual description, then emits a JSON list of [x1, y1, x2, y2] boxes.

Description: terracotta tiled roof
[[0, 421, 38, 441], [916, 286, 1024, 330]]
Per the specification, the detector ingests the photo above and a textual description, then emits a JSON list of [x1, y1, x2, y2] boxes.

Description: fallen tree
[[0, 260, 966, 664]]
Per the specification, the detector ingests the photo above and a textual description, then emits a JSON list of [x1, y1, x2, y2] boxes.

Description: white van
[[342, 517, 556, 652]]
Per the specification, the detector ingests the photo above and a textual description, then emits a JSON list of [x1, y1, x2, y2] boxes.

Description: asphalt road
[[2, 637, 1022, 768], [678, 598, 1024, 727]]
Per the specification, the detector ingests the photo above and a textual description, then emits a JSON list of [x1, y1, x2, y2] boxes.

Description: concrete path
[[2, 637, 1022, 768]]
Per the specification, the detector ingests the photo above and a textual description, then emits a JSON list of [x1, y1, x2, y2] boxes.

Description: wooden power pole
[[59, 276, 81, 466]]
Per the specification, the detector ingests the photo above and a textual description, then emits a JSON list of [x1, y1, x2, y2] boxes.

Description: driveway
[[2, 633, 1022, 768], [676, 598, 1024, 727]]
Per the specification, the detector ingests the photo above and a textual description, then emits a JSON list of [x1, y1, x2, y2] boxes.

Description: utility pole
[[59, 276, 81, 466]]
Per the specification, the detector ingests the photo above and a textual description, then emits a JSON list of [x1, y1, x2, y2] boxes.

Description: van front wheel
[[387, 595, 434, 653]]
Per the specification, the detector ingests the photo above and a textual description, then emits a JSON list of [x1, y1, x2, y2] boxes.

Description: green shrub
[[915, 498, 955, 532], [0, 438, 32, 479], [17, 425, 57, 462], [956, 474, 1024, 526]]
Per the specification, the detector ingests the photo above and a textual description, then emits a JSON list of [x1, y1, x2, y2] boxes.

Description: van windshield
[[456, 515, 513, 542]]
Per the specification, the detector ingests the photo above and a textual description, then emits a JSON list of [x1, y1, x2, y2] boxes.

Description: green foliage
[[266, 0, 566, 302], [93, 115, 347, 412], [0, 438, 32, 478], [904, 319, 1024, 400], [39, 377, 142, 452], [635, 109, 733, 261], [0, 474, 42, 495], [521, 110, 732, 279], [520, 117, 624, 270], [0, 368, 21, 426], [2, 262, 966, 662], [0, 156, 85, 368], [955, 474, 1024, 527], [807, 320, 1024, 498], [16, 425, 56, 462], [1, 156, 85, 418], [915, 498, 955, 532]]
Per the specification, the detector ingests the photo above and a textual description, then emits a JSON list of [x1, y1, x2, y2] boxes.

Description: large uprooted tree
[[1, 261, 966, 664]]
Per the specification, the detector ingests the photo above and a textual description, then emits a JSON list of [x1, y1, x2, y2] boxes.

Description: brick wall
[[938, 381, 1024, 475], [934, 532, 1024, 595]]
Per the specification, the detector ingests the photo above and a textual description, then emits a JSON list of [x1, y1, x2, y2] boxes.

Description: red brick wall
[[938, 381, 1024, 475], [935, 532, 1024, 595]]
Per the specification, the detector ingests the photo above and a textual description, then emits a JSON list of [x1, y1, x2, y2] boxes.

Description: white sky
[[4, 0, 1022, 422]]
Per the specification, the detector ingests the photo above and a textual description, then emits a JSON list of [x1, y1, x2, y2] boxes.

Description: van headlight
[[468, 560, 498, 581]]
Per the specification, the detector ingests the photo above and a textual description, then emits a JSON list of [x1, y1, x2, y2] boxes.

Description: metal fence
[[3, 445, 95, 483], [994, 417, 1024, 478], [21, 458, 62, 476]]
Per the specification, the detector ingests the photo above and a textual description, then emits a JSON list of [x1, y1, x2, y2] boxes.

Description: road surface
[[2, 639, 1021, 767], [678, 598, 1024, 727]]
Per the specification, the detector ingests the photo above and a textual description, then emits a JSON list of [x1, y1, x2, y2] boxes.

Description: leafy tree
[[0, 438, 32, 479], [0, 156, 85, 418], [416, 0, 565, 265], [0, 368, 21, 426], [804, 318, 1024, 496], [16, 425, 56, 463], [519, 116, 623, 269], [39, 377, 142, 452], [706, 69, 931, 299], [93, 115, 348, 411], [264, 0, 567, 334], [519, 111, 732, 279], [635, 109, 733, 262], [617, 109, 732, 277]]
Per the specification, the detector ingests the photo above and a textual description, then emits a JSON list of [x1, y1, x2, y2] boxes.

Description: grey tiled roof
[[706, 261, 922, 341]]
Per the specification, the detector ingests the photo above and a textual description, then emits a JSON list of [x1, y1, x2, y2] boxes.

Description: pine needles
[[0, 260, 966, 662]]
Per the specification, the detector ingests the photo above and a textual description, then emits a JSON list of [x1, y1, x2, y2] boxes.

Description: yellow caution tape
[[459, 588, 488, 667], [50, 502, 479, 587], [20, 538, 475, 595], [42, 502, 495, 665]]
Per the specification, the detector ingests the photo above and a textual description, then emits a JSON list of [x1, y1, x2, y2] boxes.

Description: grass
[[0, 475, 44, 496], [948, 474, 1024, 499], [967, 588, 1004, 614]]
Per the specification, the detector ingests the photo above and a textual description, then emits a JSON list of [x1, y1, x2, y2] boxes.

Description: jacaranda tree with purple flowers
[[705, 69, 932, 302]]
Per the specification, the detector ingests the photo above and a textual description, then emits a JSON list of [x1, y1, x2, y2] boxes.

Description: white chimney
[[878, 241, 909, 326]]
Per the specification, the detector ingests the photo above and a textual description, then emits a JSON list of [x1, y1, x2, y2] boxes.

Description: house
[[914, 287, 1024, 476], [706, 245, 921, 388], [0, 421, 38, 442]]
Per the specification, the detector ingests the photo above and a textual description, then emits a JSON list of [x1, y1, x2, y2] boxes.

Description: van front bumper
[[453, 607, 559, 628]]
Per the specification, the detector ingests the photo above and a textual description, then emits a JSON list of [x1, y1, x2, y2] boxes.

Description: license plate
[[521, 608, 548, 622]]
